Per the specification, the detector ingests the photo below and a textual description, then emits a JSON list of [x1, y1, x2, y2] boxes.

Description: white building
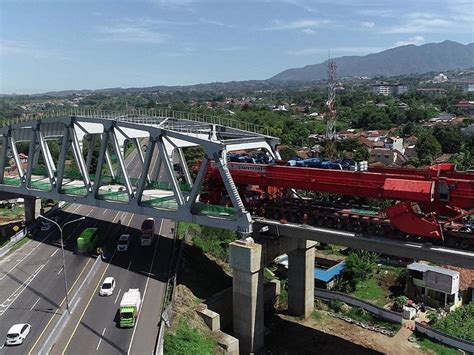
[[406, 263, 462, 311], [432, 73, 448, 83], [384, 137, 404, 152]]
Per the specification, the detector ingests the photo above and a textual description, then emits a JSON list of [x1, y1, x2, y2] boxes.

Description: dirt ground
[[263, 312, 426, 355]]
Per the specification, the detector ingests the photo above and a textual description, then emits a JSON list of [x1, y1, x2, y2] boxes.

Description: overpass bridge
[[0, 110, 279, 233], [1, 110, 474, 353]]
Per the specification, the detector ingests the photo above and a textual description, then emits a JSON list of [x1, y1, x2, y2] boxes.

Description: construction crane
[[201, 157, 474, 250]]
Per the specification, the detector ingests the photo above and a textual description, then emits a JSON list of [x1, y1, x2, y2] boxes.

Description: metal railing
[[1, 108, 273, 136]]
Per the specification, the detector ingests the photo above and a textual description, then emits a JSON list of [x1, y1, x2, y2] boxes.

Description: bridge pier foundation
[[24, 197, 41, 224], [288, 240, 316, 318], [229, 239, 264, 354]]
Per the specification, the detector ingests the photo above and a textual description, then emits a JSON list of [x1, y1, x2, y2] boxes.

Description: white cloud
[[216, 46, 248, 52], [301, 28, 316, 35], [356, 9, 394, 17], [361, 21, 375, 28], [0, 40, 53, 59], [97, 24, 168, 43], [263, 19, 329, 31], [287, 46, 384, 56], [383, 11, 468, 34], [395, 36, 425, 46]]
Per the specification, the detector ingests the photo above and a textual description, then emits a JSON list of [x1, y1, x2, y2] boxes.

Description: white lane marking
[[57, 267, 63, 276], [50, 249, 59, 258], [96, 327, 106, 351], [70, 204, 81, 214], [102, 209, 107, 215], [30, 297, 41, 310], [0, 261, 48, 316], [127, 219, 163, 355], [114, 289, 122, 304]]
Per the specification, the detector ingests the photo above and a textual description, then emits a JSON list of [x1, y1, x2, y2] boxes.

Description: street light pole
[[39, 215, 85, 314]]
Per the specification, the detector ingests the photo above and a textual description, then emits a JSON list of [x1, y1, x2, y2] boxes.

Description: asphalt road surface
[[0, 211, 101, 354], [0, 141, 175, 354]]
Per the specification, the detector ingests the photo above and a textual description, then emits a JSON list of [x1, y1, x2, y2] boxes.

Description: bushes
[[432, 303, 474, 342], [335, 250, 379, 292], [393, 296, 408, 312], [164, 321, 216, 355], [177, 222, 237, 262]]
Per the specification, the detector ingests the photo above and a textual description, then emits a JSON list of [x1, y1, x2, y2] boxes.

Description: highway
[[0, 141, 174, 353], [53, 204, 174, 354], [0, 210, 101, 354]]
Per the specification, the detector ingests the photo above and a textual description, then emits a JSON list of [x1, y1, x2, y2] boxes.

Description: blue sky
[[1, 0, 472, 94]]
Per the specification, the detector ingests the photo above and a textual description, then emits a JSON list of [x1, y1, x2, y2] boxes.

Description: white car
[[41, 221, 52, 232], [117, 234, 130, 252], [99, 277, 116, 296], [5, 323, 31, 346]]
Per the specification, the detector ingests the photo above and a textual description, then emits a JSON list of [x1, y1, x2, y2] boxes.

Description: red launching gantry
[[202, 160, 474, 249]]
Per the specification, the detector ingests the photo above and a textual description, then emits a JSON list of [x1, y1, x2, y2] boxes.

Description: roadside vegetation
[[164, 320, 216, 355], [431, 303, 474, 342], [177, 222, 237, 262], [414, 334, 459, 355]]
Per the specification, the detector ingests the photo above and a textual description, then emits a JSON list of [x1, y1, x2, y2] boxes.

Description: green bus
[[77, 227, 100, 253]]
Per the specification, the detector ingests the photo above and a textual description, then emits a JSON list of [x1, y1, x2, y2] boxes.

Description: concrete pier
[[229, 240, 264, 354], [288, 240, 316, 318], [24, 197, 41, 224]]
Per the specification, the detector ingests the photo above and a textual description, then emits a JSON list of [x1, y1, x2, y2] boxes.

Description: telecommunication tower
[[325, 59, 337, 140]]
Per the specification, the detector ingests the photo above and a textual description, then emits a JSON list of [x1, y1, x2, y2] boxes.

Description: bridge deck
[[253, 218, 474, 269]]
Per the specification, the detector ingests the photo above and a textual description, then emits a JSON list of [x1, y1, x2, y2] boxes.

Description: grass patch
[[414, 334, 459, 355], [164, 320, 216, 355], [9, 235, 31, 252], [431, 303, 474, 342], [279, 279, 288, 306], [264, 267, 275, 282], [0, 206, 24, 219], [312, 310, 324, 321], [351, 278, 388, 307], [176, 222, 201, 239], [176, 222, 237, 262], [0, 238, 10, 248]]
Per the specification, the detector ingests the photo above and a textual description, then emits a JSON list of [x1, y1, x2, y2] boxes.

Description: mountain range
[[270, 40, 474, 81]]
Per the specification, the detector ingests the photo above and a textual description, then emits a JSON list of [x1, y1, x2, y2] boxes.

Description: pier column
[[288, 240, 317, 318], [229, 240, 264, 354], [24, 197, 41, 224]]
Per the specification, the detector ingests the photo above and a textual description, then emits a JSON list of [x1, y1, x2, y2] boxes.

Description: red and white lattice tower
[[325, 60, 337, 140]]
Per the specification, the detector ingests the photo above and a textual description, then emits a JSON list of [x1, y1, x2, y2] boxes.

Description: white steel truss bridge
[[0, 110, 280, 233]]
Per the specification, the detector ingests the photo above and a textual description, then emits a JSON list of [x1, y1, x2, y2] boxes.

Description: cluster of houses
[[304, 129, 420, 167], [275, 251, 473, 314]]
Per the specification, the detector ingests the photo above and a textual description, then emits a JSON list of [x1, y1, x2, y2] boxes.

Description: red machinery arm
[[205, 162, 474, 240], [210, 162, 474, 210]]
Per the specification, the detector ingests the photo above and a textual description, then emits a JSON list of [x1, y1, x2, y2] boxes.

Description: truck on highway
[[140, 218, 154, 247], [119, 288, 141, 328]]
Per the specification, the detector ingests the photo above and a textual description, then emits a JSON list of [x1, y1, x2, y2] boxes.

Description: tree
[[433, 126, 462, 154], [322, 140, 338, 159], [401, 122, 417, 137], [416, 133, 442, 164], [393, 296, 408, 312], [343, 250, 378, 290], [354, 146, 369, 161], [279, 147, 298, 160]]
